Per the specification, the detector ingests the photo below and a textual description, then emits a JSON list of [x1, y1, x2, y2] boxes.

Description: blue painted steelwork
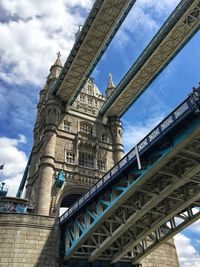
[[0, 183, 8, 198], [53, 0, 136, 104], [61, 117, 200, 261], [60, 91, 199, 225], [65, 259, 140, 267], [0, 197, 28, 213], [100, 0, 200, 116], [16, 151, 32, 198], [59, 87, 200, 261], [56, 170, 65, 188]]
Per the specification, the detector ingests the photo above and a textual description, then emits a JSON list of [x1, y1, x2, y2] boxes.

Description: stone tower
[[25, 54, 124, 217], [25, 55, 179, 266]]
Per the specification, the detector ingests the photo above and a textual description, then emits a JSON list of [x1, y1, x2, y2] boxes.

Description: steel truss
[[54, 0, 136, 104], [61, 113, 200, 263], [101, 0, 200, 117], [128, 204, 200, 264]]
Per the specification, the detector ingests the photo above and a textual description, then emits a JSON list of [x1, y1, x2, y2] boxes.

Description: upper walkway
[[100, 0, 200, 117], [60, 86, 200, 264], [53, 0, 135, 104]]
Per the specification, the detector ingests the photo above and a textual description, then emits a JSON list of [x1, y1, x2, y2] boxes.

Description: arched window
[[87, 97, 93, 106], [39, 130, 44, 142], [95, 100, 98, 107], [97, 160, 106, 172], [80, 94, 85, 103], [65, 151, 75, 164], [87, 84, 93, 95], [63, 121, 71, 132], [80, 122, 93, 135], [79, 152, 94, 169], [101, 134, 108, 143]]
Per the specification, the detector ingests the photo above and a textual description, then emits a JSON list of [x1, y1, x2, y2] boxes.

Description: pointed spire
[[53, 51, 62, 67], [45, 52, 63, 97], [106, 73, 115, 97], [108, 73, 115, 88], [48, 52, 63, 81]]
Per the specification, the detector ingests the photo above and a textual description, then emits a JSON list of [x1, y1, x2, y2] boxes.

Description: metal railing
[[100, 0, 199, 116], [60, 93, 198, 223], [0, 183, 8, 198]]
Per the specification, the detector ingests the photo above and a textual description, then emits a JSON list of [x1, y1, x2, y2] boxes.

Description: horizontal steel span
[[53, 0, 136, 104], [100, 0, 200, 117], [60, 88, 200, 263]]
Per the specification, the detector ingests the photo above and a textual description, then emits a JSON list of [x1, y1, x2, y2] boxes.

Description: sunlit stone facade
[[24, 56, 179, 267]]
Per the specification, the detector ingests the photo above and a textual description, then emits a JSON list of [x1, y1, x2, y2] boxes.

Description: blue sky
[[0, 0, 199, 266]]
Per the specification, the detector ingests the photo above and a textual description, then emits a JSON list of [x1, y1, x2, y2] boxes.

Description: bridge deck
[[100, 0, 200, 117], [60, 90, 200, 263], [53, 0, 136, 104]]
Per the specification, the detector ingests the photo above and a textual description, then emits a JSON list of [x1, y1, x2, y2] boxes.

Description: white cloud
[[0, 0, 181, 86], [0, 0, 93, 86], [175, 233, 200, 267], [0, 135, 27, 196], [122, 114, 164, 152], [116, 0, 180, 45], [187, 219, 200, 234]]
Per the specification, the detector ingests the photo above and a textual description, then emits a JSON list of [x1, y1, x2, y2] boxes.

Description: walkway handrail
[[60, 90, 200, 224]]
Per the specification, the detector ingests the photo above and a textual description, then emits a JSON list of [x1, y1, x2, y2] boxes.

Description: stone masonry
[[0, 213, 59, 267], [20, 54, 180, 266]]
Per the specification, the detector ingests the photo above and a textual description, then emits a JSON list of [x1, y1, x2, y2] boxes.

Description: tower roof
[[52, 51, 62, 68], [48, 52, 63, 81], [106, 73, 115, 97], [107, 73, 115, 89]]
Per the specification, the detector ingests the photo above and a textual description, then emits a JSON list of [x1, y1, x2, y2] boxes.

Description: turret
[[106, 73, 115, 97], [47, 52, 63, 95], [25, 53, 63, 211]]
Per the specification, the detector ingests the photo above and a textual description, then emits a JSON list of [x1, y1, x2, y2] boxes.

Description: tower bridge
[[53, 0, 136, 105], [1, 0, 200, 266], [60, 91, 200, 264]]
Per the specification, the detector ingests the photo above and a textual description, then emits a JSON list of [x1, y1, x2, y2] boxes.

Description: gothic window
[[65, 151, 75, 164], [88, 85, 93, 95], [101, 134, 108, 143], [79, 152, 94, 169], [80, 122, 93, 135], [95, 100, 98, 107], [87, 97, 93, 106], [97, 160, 106, 172], [63, 121, 71, 132], [80, 94, 85, 103], [36, 152, 41, 172], [39, 130, 44, 142]]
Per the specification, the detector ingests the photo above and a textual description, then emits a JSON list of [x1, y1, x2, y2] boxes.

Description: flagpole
[[0, 162, 5, 179]]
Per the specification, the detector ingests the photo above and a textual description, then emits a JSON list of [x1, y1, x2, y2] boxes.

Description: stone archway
[[55, 185, 89, 217]]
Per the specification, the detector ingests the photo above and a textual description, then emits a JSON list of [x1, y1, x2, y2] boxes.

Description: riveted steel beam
[[111, 188, 200, 263], [130, 205, 200, 263], [60, 91, 200, 263], [88, 161, 200, 262], [54, 0, 136, 104], [101, 0, 200, 117], [62, 117, 200, 261]]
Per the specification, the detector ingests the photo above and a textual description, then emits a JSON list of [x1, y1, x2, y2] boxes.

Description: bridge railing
[[60, 91, 199, 223]]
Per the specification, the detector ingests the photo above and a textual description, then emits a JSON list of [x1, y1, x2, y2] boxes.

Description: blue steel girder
[[54, 0, 136, 104], [60, 91, 200, 263], [100, 0, 200, 117], [16, 151, 32, 198], [126, 204, 200, 264]]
